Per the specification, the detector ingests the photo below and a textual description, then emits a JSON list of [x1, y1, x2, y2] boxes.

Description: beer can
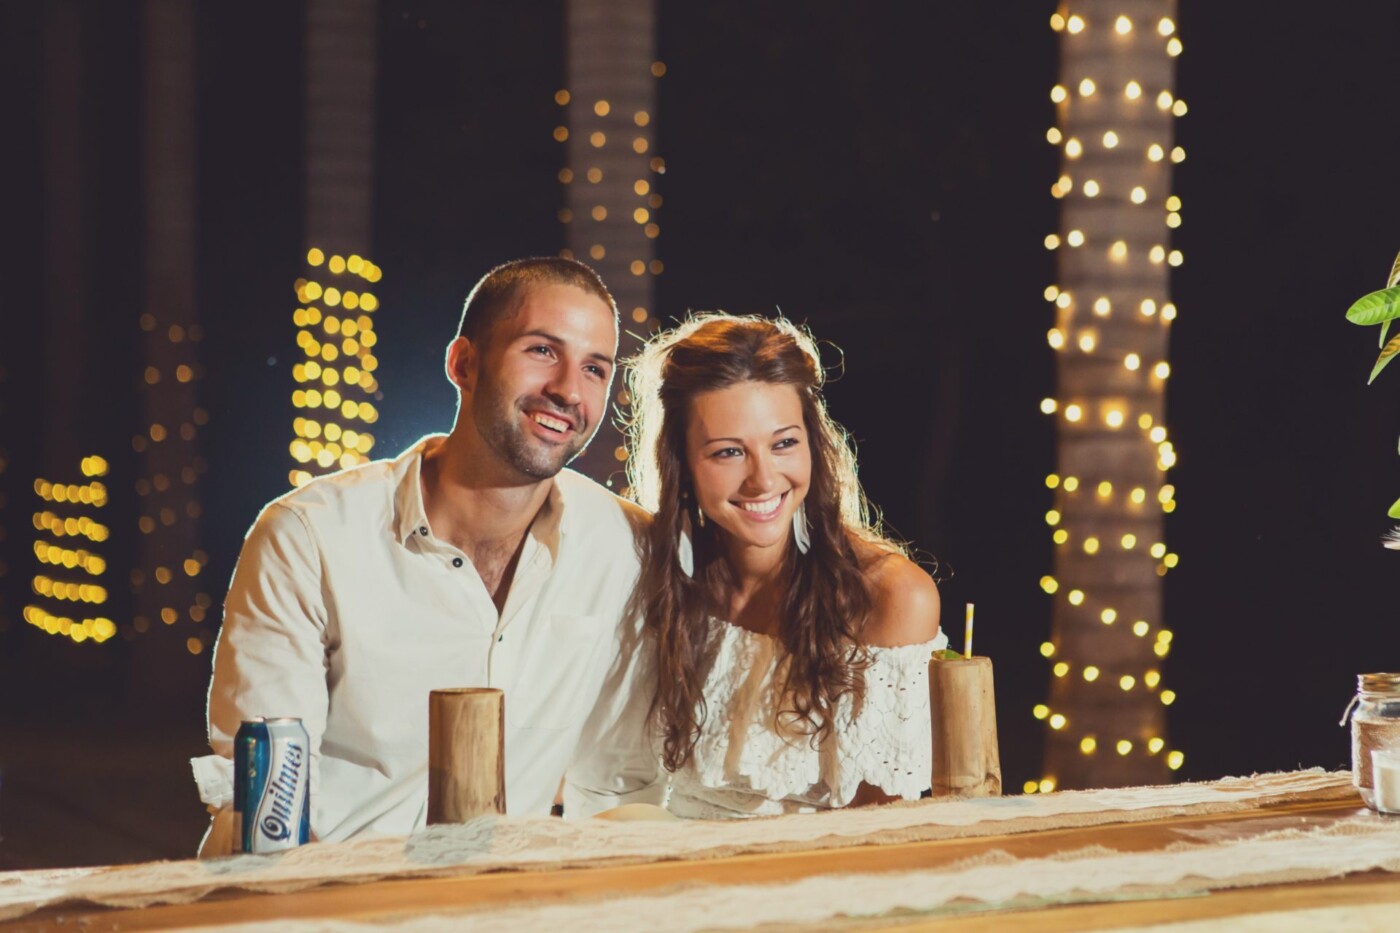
[[234, 717, 311, 853]]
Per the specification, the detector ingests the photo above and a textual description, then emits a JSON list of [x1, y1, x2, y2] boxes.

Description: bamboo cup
[[929, 656, 1002, 798], [428, 688, 506, 824]]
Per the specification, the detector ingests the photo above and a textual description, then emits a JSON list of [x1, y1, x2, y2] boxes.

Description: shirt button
[[452, 557, 463, 568], [419, 526, 429, 536]]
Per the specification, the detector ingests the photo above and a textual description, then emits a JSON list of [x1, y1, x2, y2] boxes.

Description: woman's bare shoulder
[[860, 549, 941, 648]]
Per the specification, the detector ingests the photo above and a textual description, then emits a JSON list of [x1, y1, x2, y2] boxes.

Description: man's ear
[[445, 336, 478, 394]]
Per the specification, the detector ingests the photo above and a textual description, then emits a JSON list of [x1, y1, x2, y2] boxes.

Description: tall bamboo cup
[[929, 656, 1002, 797], [428, 688, 506, 823]]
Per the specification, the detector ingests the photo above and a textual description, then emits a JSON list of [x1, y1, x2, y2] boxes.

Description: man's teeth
[[740, 496, 782, 515], [531, 413, 569, 433]]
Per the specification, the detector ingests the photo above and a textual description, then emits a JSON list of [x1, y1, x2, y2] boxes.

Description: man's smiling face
[[467, 282, 617, 480]]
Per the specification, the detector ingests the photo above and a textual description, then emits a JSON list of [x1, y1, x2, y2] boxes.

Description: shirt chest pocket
[[507, 613, 608, 731]]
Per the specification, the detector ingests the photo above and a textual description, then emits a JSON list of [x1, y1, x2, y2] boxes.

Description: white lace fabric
[[199, 811, 1400, 933], [0, 770, 1355, 923], [668, 619, 949, 818]]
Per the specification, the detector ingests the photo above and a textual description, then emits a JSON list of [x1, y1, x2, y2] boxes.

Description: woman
[[625, 313, 945, 819]]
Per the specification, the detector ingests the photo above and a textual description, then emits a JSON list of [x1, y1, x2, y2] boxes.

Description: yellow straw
[[964, 603, 975, 659]]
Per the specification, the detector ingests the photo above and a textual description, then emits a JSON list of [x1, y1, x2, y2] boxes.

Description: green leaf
[[931, 648, 965, 661], [1388, 496, 1400, 520], [1380, 254, 1400, 346], [1369, 334, 1400, 383], [1387, 251, 1400, 288], [1347, 286, 1400, 326]]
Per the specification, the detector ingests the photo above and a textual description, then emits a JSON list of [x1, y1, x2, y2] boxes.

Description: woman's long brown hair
[[625, 314, 901, 773]]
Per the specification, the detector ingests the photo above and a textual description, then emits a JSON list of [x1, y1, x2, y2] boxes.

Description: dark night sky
[[5, 1, 1400, 860]]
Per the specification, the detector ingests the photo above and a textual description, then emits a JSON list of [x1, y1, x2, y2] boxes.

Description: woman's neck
[[719, 535, 791, 631]]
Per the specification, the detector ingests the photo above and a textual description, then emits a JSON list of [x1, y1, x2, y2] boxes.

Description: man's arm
[[562, 613, 664, 817], [193, 502, 331, 856]]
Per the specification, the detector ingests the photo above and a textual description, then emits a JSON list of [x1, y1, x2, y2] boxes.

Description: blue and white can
[[234, 717, 311, 853]]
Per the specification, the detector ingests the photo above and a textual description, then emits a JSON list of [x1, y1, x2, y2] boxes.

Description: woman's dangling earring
[[696, 506, 705, 528], [792, 502, 811, 555], [677, 508, 695, 577]]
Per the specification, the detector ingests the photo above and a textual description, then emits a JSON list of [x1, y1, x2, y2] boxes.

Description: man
[[192, 257, 658, 855]]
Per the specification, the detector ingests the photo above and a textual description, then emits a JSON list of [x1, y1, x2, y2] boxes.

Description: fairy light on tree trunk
[[289, 0, 381, 489], [27, 2, 115, 646], [1033, 2, 1185, 792], [556, 0, 659, 488], [132, 0, 209, 652]]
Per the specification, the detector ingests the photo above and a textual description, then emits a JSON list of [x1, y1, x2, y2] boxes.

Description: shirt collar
[[391, 435, 570, 560], [528, 476, 566, 564], [392, 435, 443, 546]]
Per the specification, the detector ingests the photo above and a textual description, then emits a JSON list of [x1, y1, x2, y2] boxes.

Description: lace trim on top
[[670, 618, 948, 816]]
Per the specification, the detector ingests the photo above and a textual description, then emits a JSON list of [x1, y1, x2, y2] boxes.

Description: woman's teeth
[[740, 495, 783, 515]]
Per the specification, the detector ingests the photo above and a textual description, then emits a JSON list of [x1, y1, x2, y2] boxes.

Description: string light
[[1036, 8, 1182, 786], [26, 457, 115, 643], [556, 44, 660, 484], [292, 250, 380, 488]]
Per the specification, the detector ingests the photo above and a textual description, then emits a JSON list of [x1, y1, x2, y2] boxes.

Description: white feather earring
[[793, 501, 811, 555], [678, 508, 696, 577]]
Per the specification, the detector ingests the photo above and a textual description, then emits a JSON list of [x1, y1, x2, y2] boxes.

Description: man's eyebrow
[[518, 329, 615, 367]]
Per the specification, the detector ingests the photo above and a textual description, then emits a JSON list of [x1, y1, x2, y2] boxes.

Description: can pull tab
[[1339, 694, 1360, 728]]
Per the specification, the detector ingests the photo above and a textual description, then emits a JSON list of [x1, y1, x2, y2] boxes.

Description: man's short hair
[[457, 257, 617, 346]]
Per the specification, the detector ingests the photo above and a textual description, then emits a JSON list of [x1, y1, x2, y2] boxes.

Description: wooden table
[[11, 794, 1400, 930]]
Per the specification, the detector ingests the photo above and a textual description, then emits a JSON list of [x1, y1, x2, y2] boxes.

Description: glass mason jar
[[1346, 673, 1400, 809]]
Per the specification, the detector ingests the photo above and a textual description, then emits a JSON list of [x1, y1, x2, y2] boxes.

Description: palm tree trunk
[[560, 0, 659, 488], [132, 0, 206, 665], [1040, 0, 1185, 790], [289, 0, 381, 489]]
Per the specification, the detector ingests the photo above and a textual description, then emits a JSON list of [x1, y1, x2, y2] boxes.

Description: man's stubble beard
[[473, 376, 594, 481]]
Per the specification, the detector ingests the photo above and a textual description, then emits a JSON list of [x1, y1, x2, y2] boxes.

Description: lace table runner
[[0, 769, 1356, 922], [1121, 904, 1400, 933], [182, 811, 1400, 933]]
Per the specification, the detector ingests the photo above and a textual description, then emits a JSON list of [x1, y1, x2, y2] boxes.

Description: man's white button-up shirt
[[193, 436, 658, 854]]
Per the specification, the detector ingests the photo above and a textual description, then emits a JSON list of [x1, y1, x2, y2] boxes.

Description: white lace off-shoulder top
[[666, 617, 948, 819]]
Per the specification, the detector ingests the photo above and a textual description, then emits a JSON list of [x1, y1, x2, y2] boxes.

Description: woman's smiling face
[[684, 380, 811, 553]]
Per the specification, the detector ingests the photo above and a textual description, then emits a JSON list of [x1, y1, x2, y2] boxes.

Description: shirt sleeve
[[193, 502, 331, 856], [562, 613, 664, 817]]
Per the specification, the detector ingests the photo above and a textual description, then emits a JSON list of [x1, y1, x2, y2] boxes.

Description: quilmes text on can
[[234, 717, 311, 853]]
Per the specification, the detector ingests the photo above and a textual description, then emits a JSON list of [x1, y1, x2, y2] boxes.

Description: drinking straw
[[964, 603, 975, 659]]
